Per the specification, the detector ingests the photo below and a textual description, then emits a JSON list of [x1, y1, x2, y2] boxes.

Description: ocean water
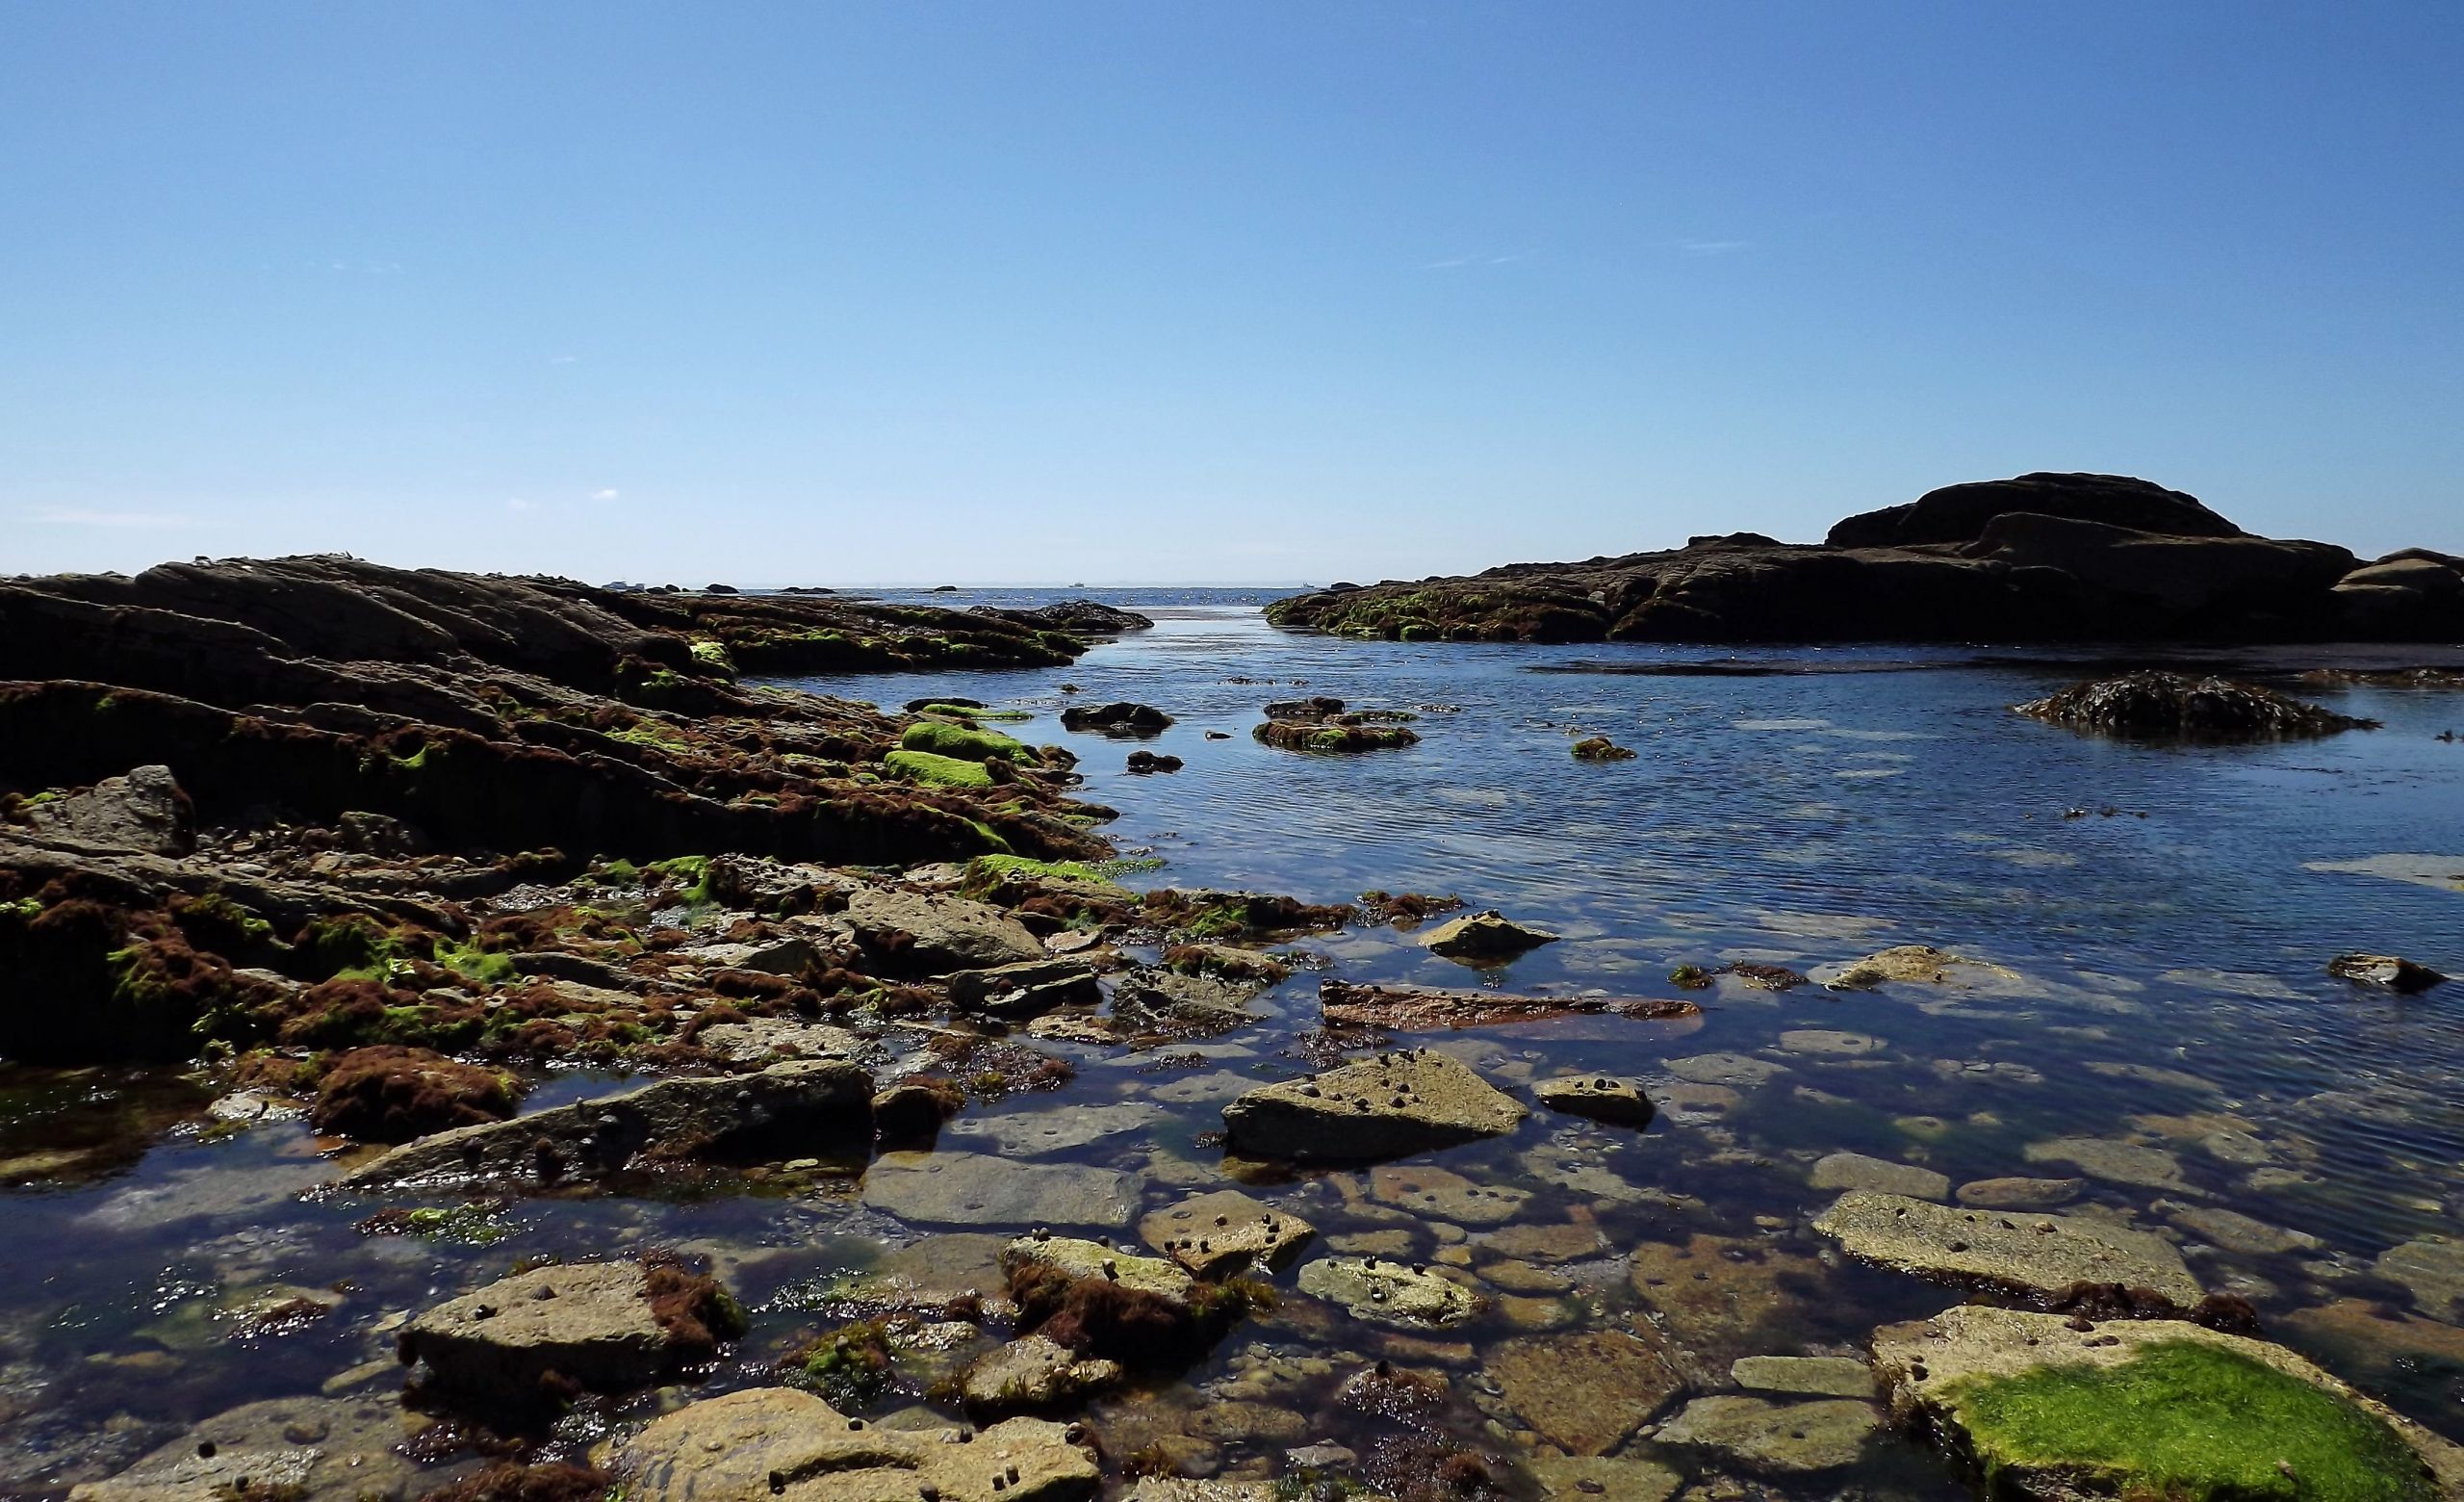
[[4, 598, 2462, 1497]]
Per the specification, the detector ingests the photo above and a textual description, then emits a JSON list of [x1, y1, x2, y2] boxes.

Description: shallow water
[[6, 600, 2464, 1496]]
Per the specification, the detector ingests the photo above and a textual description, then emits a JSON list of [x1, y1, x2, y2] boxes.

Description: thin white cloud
[[506, 497, 532, 512], [590, 488, 621, 502], [27, 506, 193, 529]]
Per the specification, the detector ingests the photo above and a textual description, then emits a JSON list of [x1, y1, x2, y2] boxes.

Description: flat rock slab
[[692, 1018, 869, 1065], [603, 1385, 1099, 1502], [1812, 1191, 2202, 1307], [1955, 1176, 2083, 1209], [1486, 1330, 1686, 1455], [2023, 1135, 2190, 1190], [1871, 1306, 2464, 1497], [1731, 1355, 1875, 1398], [1140, 1189, 1315, 1277], [2375, 1237, 2464, 1320], [398, 1261, 672, 1402], [945, 1101, 1163, 1156], [1296, 1256, 1480, 1328], [1526, 1454, 1682, 1502], [1534, 1075, 1656, 1127], [949, 959, 1102, 1018], [1777, 1029, 1886, 1056], [1665, 1052, 1788, 1088], [1809, 1152, 1949, 1200], [1220, 1049, 1527, 1161], [1001, 1234, 1196, 1306], [844, 888, 1044, 974], [861, 1152, 1140, 1230], [960, 1334, 1123, 1414], [345, 1058, 873, 1188], [1653, 1395, 1881, 1474], [1369, 1163, 1531, 1225], [66, 1394, 424, 1502]]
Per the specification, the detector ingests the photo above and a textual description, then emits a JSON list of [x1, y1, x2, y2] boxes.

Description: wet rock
[[846, 1233, 1014, 1309], [947, 1101, 1162, 1157], [1827, 945, 2018, 989], [1629, 1235, 1824, 1362], [843, 888, 1045, 974], [2374, 1237, 2464, 1319], [1655, 1396, 1880, 1474], [310, 1045, 519, 1143], [1220, 1049, 1527, 1161], [1122, 1481, 1275, 1502], [1475, 1220, 1608, 1263], [1955, 1176, 2084, 1209], [19, 765, 194, 856], [1808, 1152, 1949, 1201], [398, 1258, 738, 1404], [959, 1334, 1124, 1414], [1870, 1305, 2464, 1497], [948, 959, 1101, 1018], [696, 1017, 870, 1066], [672, 933, 817, 976], [1666, 1052, 1787, 1088], [1369, 1164, 1532, 1225], [1139, 1189, 1316, 1277], [1485, 1330, 1687, 1454], [1060, 701, 1172, 737], [1525, 1453, 1682, 1502], [1533, 1074, 1656, 1127], [1776, 1028, 1885, 1056], [1123, 750, 1182, 774], [1570, 736, 1636, 762], [1731, 1355, 1875, 1398], [600, 1386, 1098, 1502], [2022, 1135, 2189, 1190], [345, 1058, 872, 1187], [65, 1393, 424, 1502], [2158, 1201, 2322, 1256], [983, 600, 1154, 635], [1420, 909, 1557, 962], [1644, 1080, 1739, 1125], [2328, 952, 2448, 993], [860, 1151, 1141, 1230], [1812, 1191, 2202, 1307], [1296, 1257, 1480, 1328], [2281, 1299, 2464, 1393], [2016, 671, 2376, 739]]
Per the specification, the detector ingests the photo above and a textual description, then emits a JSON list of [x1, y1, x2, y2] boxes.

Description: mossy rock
[[899, 720, 1030, 764], [886, 749, 995, 789]]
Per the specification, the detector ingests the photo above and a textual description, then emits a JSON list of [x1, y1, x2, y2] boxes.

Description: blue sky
[[4, 4, 2457, 584]]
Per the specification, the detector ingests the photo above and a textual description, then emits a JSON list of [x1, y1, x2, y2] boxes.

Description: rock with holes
[[959, 1334, 1125, 1414], [397, 1260, 720, 1403], [600, 1385, 1099, 1502], [1534, 1074, 1656, 1127], [343, 1058, 873, 1187], [1811, 1191, 2201, 1307], [1139, 1189, 1316, 1277], [1653, 1395, 1882, 1474], [65, 1394, 426, 1502], [1220, 1049, 1527, 1161], [1296, 1256, 1479, 1328]]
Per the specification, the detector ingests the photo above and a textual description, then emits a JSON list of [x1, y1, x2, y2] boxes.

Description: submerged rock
[[1954, 1176, 2084, 1209], [344, 1058, 872, 1187], [1219, 1049, 1527, 1161], [1533, 1074, 1656, 1127], [959, 1334, 1124, 1414], [1653, 1395, 1881, 1474], [1317, 978, 1698, 1031], [1570, 735, 1636, 762], [601, 1386, 1099, 1502], [1731, 1354, 1875, 1398], [1485, 1330, 1686, 1455], [1420, 909, 1557, 961], [1812, 1191, 2203, 1307], [1296, 1256, 1479, 1328], [1629, 1234, 1824, 1362], [860, 1151, 1141, 1230], [2016, 671, 2376, 739], [1870, 1306, 2464, 1498], [2328, 952, 2448, 993], [1827, 944, 2018, 990], [1808, 1152, 1949, 1201]]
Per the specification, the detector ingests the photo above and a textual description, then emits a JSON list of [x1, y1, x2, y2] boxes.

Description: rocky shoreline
[[1266, 472, 2464, 643], [5, 555, 2461, 1502]]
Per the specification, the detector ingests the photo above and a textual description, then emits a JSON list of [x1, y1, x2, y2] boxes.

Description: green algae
[[1949, 1340, 2431, 1502], [886, 749, 995, 789], [898, 719, 1028, 763], [647, 855, 716, 905], [913, 702, 1031, 721]]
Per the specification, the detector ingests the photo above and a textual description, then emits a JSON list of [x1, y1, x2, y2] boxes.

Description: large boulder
[[1960, 512, 2355, 624], [1828, 472, 2243, 549], [1220, 1049, 1527, 1161], [1811, 1191, 2202, 1307], [398, 1257, 742, 1405], [343, 1058, 872, 1187], [1871, 1306, 2464, 1498], [842, 888, 1045, 975], [2015, 671, 2375, 740], [16, 764, 194, 856], [600, 1386, 1100, 1502]]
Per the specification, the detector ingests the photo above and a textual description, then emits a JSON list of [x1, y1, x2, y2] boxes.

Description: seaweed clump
[[2015, 671, 2377, 740], [309, 1045, 522, 1142]]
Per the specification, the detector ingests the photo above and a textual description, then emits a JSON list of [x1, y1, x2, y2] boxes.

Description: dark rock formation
[[1059, 701, 1172, 737], [2015, 672, 2377, 740], [976, 599, 1154, 634], [1265, 473, 2458, 644]]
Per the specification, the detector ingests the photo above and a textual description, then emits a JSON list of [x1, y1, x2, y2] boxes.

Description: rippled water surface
[[7, 596, 2464, 1497]]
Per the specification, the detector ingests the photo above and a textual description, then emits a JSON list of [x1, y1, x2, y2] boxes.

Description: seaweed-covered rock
[[1060, 701, 1172, 737], [1252, 719, 1419, 752], [344, 1058, 872, 1187], [2015, 671, 2376, 739], [1000, 1234, 1250, 1361], [310, 1045, 520, 1143], [1812, 1191, 2201, 1308], [1871, 1306, 2462, 1499], [1570, 736, 1636, 762], [600, 1386, 1099, 1502], [1220, 1049, 1527, 1161]]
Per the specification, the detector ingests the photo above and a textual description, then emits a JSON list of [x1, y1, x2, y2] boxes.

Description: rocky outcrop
[[1265, 472, 2455, 643], [2015, 672, 2376, 739], [1220, 1049, 1527, 1160], [1420, 909, 1556, 961], [398, 1256, 743, 1405], [344, 1058, 872, 1187], [599, 1386, 1100, 1502]]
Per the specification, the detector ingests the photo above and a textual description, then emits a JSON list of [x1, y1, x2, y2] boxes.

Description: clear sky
[[4, 4, 2458, 585]]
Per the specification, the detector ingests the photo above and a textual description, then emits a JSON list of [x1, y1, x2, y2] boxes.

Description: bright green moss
[[913, 702, 1030, 721], [687, 637, 737, 674], [898, 719, 1028, 763], [436, 941, 517, 987], [647, 855, 716, 904], [1949, 1340, 2431, 1502], [885, 749, 994, 789], [610, 722, 691, 754]]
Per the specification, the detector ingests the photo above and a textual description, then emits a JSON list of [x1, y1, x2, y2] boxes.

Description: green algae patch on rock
[[886, 747, 997, 788], [1873, 1308, 2457, 1502], [900, 719, 1031, 764]]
